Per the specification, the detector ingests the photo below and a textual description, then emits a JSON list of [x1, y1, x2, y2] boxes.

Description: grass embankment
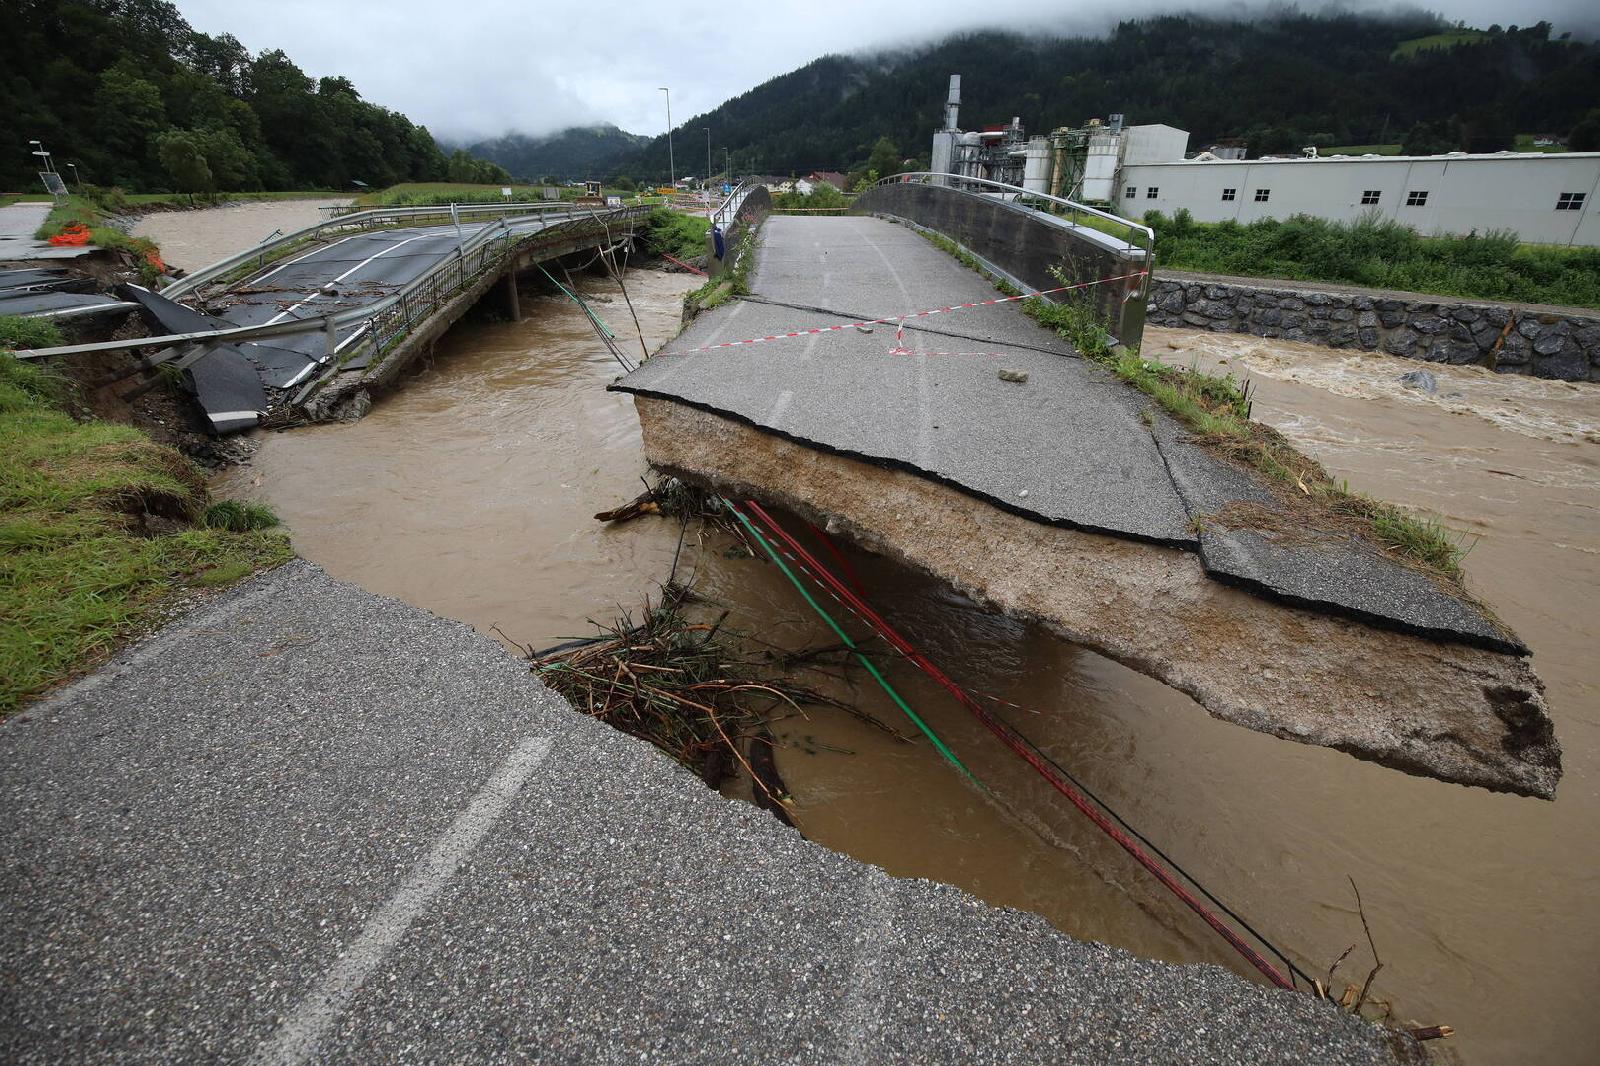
[[0, 318, 291, 715], [916, 228, 1468, 580], [30, 187, 164, 280], [1146, 209, 1600, 309]]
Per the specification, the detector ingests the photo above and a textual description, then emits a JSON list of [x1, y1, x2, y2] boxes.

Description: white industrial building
[[1121, 152, 1600, 246], [929, 74, 1600, 247]]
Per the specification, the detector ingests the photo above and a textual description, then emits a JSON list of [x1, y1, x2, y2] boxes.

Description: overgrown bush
[[1146, 210, 1600, 308], [202, 500, 281, 532], [642, 209, 710, 259]]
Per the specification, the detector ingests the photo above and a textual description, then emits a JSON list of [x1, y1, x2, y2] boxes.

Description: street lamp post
[[66, 162, 81, 188], [658, 87, 675, 190], [29, 139, 56, 174]]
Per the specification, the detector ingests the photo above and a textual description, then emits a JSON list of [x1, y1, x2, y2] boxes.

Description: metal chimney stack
[[945, 75, 961, 131]]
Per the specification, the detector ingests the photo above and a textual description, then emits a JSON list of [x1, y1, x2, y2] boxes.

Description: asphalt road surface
[[0, 561, 1399, 1065]]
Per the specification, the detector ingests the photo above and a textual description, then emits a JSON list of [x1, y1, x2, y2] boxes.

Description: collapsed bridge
[[17, 200, 655, 431], [616, 175, 1561, 800]]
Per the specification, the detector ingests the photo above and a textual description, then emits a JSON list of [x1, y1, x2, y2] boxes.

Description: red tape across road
[[682, 270, 1149, 354]]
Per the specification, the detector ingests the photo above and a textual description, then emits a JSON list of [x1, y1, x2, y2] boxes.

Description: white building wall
[[1119, 124, 1189, 165], [1116, 153, 1600, 246]]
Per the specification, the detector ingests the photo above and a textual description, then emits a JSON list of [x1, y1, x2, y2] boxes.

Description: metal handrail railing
[[162, 201, 588, 300], [711, 180, 758, 228], [869, 172, 1155, 262], [18, 205, 653, 366]]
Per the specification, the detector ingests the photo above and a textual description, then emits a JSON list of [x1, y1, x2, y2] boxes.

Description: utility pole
[[659, 87, 675, 189], [703, 128, 711, 193], [723, 147, 731, 185]]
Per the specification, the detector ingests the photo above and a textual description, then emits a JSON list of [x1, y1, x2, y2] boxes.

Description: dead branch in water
[[1350, 876, 1384, 1012], [529, 588, 857, 809]]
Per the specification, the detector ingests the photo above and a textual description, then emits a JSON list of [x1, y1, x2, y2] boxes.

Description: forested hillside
[[1, 0, 508, 193], [618, 11, 1600, 180], [466, 125, 650, 182]]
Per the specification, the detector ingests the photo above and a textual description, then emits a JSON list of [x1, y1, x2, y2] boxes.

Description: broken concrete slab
[[0, 290, 126, 316], [618, 219, 1196, 547], [1148, 417, 1524, 655], [186, 346, 266, 435], [635, 397, 1561, 799]]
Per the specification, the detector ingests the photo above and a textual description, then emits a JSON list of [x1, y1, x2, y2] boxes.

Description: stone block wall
[[1145, 277, 1600, 381]]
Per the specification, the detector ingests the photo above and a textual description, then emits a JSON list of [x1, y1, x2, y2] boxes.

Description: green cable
[[538, 263, 616, 339], [726, 500, 977, 784]]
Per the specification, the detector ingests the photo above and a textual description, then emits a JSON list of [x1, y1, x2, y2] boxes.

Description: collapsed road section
[[613, 214, 1561, 799]]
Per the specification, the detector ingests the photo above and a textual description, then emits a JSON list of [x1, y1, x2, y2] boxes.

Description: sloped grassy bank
[[0, 318, 290, 714]]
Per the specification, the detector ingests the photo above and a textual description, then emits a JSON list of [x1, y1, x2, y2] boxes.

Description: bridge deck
[[618, 215, 1520, 653]]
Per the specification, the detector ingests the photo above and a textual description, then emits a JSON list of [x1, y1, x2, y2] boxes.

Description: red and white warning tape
[[682, 269, 1149, 355]]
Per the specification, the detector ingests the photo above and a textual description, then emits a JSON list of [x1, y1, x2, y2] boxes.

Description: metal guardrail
[[872, 172, 1156, 267], [161, 200, 647, 300], [17, 205, 653, 369], [711, 181, 758, 229]]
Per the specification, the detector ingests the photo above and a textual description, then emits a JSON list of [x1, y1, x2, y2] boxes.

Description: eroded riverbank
[[217, 274, 1599, 1063]]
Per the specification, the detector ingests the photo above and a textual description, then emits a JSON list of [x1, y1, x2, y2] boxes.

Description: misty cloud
[[172, 0, 1599, 141]]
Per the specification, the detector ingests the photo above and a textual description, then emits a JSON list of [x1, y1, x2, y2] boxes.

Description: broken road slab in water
[[617, 216, 1560, 797], [0, 561, 1400, 1065]]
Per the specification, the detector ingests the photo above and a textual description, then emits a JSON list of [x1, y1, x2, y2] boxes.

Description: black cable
[[737, 294, 1077, 359]]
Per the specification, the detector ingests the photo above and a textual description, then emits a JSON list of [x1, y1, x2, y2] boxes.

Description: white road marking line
[[263, 233, 435, 326], [765, 389, 794, 425], [253, 233, 363, 287], [250, 735, 554, 1066]]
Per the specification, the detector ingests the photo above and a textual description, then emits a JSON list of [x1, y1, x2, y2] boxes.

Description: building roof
[[1132, 151, 1600, 168]]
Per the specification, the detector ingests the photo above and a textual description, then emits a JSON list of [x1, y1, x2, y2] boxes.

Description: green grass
[[1392, 31, 1484, 59], [31, 190, 165, 280], [687, 222, 761, 310], [913, 228, 1471, 581], [1324, 144, 1403, 156], [0, 330, 291, 714], [641, 209, 709, 259], [1511, 134, 1568, 154], [1146, 209, 1600, 309]]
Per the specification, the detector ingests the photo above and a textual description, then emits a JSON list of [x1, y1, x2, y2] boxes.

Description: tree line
[[617, 12, 1600, 181], [1, 0, 509, 194]]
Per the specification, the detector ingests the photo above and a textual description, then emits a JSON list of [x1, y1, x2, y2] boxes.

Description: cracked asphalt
[[0, 561, 1400, 1064]]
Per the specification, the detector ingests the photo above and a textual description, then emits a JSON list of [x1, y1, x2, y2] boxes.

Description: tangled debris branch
[[528, 587, 861, 810]]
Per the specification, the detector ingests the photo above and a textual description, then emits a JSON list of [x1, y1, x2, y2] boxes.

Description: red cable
[[804, 520, 868, 599], [743, 500, 1295, 991]]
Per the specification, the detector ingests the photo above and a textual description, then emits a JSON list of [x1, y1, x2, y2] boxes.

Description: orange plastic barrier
[[47, 222, 91, 246]]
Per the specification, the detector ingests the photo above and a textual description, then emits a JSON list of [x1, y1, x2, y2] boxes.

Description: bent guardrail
[[852, 173, 1155, 349], [163, 201, 604, 300], [19, 206, 653, 380]]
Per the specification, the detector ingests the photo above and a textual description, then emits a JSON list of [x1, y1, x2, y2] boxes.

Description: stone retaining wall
[[1145, 277, 1600, 381]]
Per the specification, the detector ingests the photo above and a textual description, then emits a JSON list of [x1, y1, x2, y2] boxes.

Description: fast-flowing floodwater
[[217, 275, 1599, 1064], [133, 198, 350, 272]]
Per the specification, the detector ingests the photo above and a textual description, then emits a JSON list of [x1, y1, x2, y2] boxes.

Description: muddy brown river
[[216, 272, 1599, 1064]]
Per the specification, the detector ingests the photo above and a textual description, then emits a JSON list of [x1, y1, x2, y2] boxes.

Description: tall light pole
[[66, 162, 81, 188], [658, 87, 675, 189], [29, 139, 56, 174], [703, 128, 711, 192]]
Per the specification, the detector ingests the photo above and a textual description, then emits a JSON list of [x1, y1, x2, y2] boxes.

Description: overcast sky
[[171, 0, 1598, 143]]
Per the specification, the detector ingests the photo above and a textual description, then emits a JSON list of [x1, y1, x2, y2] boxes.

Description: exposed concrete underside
[[635, 397, 1558, 798], [615, 215, 1559, 797]]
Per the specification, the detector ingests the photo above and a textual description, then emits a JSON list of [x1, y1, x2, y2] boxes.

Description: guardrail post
[[323, 316, 337, 361]]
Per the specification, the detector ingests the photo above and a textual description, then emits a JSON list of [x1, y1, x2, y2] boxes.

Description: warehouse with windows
[[1117, 152, 1600, 246]]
